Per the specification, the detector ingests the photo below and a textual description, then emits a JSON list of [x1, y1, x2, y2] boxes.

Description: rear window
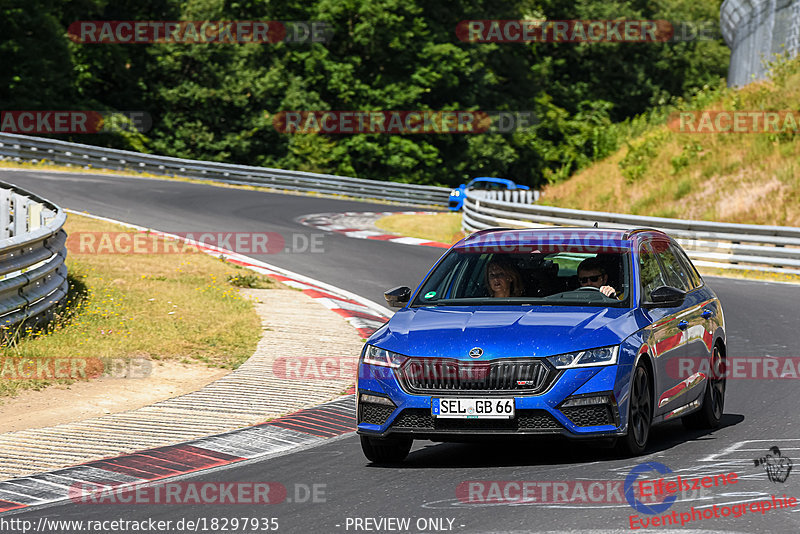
[[672, 244, 704, 289], [656, 244, 692, 291]]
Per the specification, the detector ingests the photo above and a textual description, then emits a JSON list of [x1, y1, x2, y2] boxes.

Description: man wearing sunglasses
[[577, 257, 618, 298]]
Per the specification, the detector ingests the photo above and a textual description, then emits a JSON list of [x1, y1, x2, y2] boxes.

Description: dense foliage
[[0, 0, 729, 187]]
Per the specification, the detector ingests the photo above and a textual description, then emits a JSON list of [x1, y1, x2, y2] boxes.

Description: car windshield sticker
[[424, 291, 436, 299]]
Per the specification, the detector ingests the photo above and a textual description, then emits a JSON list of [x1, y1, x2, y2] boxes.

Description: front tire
[[360, 435, 412, 463], [682, 345, 725, 429], [617, 363, 652, 457]]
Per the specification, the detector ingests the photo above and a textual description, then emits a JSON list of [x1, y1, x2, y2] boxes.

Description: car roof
[[469, 176, 513, 184], [457, 227, 670, 249]]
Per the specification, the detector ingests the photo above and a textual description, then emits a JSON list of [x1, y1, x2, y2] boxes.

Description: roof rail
[[465, 227, 514, 239], [622, 227, 668, 240]]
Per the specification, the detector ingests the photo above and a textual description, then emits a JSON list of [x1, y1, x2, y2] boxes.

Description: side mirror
[[646, 286, 686, 308], [384, 286, 412, 308]]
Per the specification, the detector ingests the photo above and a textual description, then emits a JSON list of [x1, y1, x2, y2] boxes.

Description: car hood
[[369, 306, 648, 360]]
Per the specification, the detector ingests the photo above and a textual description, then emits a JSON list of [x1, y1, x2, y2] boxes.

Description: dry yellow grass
[[375, 212, 464, 244], [695, 266, 800, 284], [540, 59, 800, 227], [0, 159, 169, 180], [0, 213, 271, 397]]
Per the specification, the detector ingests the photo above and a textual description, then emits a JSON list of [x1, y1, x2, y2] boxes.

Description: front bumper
[[357, 361, 628, 439]]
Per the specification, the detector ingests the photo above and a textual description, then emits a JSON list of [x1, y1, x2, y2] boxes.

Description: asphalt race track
[[3, 169, 800, 534]]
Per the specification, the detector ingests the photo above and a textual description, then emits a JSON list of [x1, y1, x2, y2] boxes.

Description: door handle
[[678, 320, 689, 330], [702, 309, 714, 319]]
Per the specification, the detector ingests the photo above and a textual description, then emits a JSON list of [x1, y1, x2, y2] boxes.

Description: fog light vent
[[358, 394, 397, 425]]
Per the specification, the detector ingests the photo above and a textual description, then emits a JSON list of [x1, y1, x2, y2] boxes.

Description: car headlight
[[546, 346, 619, 369], [362, 345, 407, 368], [451, 189, 461, 196]]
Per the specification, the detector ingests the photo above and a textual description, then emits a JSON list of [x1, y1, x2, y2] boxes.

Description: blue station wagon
[[449, 177, 530, 211], [356, 228, 726, 462]]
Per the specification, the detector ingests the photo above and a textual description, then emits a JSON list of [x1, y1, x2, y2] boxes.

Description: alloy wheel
[[630, 365, 652, 446], [709, 346, 726, 420]]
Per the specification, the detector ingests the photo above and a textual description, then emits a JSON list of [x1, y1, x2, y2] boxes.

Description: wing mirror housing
[[646, 286, 686, 308], [384, 286, 412, 308]]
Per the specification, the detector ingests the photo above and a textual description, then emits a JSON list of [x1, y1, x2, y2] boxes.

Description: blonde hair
[[485, 257, 524, 297]]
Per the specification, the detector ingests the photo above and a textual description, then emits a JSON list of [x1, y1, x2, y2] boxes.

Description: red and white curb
[[298, 211, 452, 249], [0, 211, 390, 514], [0, 396, 356, 512]]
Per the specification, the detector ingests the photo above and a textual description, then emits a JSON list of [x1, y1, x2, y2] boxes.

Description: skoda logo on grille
[[468, 347, 484, 359]]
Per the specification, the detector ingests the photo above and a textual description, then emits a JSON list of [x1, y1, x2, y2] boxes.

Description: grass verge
[[695, 266, 800, 285], [374, 212, 464, 244], [0, 213, 273, 397]]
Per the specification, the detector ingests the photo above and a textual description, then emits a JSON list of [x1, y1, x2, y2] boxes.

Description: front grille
[[358, 403, 395, 425], [560, 405, 614, 427], [391, 408, 562, 432], [398, 358, 555, 395]]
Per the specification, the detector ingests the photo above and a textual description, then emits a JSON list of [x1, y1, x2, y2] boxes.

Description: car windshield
[[412, 247, 632, 307]]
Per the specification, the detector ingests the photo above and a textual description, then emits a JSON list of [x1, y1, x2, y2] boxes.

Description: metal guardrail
[[470, 189, 540, 204], [721, 0, 800, 87], [462, 190, 800, 275], [0, 133, 451, 207], [0, 181, 68, 330]]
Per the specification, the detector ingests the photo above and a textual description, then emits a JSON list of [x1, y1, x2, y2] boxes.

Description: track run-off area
[[1, 169, 799, 534]]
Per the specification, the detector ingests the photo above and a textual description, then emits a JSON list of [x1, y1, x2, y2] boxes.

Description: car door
[[657, 242, 711, 380], [638, 239, 691, 418], [653, 239, 713, 416], [670, 244, 718, 382]]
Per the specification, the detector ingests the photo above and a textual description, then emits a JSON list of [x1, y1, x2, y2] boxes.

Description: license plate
[[432, 398, 515, 419]]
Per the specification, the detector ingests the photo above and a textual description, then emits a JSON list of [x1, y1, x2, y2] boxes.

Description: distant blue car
[[448, 177, 530, 211], [356, 228, 726, 462]]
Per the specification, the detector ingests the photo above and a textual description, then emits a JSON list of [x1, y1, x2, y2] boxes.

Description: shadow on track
[[367, 413, 745, 469]]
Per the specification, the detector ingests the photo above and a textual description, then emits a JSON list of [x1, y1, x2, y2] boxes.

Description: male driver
[[577, 257, 618, 298]]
